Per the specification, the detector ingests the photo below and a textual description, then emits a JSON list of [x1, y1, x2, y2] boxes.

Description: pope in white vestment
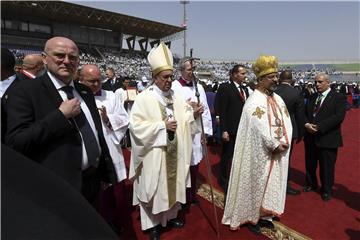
[[128, 43, 202, 236], [222, 55, 293, 232]]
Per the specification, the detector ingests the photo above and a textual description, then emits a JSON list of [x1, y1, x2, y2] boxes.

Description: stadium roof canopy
[[1, 1, 184, 39]]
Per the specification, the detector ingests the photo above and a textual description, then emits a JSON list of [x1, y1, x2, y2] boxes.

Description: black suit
[[275, 83, 305, 185], [3, 73, 117, 196], [1, 75, 21, 142], [102, 77, 123, 92], [215, 80, 248, 190], [304, 90, 346, 194]]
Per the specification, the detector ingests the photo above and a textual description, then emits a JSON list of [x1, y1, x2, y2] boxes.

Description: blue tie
[[61, 86, 100, 167]]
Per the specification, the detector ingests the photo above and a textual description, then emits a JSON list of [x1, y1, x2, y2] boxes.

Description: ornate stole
[[267, 96, 289, 145], [159, 101, 178, 208]]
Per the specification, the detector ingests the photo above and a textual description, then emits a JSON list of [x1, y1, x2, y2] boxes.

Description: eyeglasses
[[43, 51, 79, 63], [159, 74, 174, 82]]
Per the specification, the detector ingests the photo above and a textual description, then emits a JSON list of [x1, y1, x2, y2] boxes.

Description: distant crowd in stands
[[8, 47, 355, 85], [7, 47, 360, 114]]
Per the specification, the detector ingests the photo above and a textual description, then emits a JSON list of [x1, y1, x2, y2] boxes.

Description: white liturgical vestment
[[222, 89, 292, 229], [94, 90, 129, 182], [172, 80, 213, 166], [129, 85, 199, 230]]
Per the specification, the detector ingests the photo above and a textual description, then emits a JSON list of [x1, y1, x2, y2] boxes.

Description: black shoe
[[287, 186, 301, 195], [147, 226, 160, 240], [258, 219, 275, 230], [303, 186, 317, 192], [168, 218, 184, 229], [321, 193, 331, 202], [181, 203, 189, 210], [272, 216, 280, 222], [247, 223, 261, 235]]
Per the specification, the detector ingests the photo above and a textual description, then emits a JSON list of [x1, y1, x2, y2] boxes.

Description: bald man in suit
[[3, 37, 117, 207]]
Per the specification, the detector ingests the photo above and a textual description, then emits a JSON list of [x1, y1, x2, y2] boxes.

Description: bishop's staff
[[188, 53, 220, 239]]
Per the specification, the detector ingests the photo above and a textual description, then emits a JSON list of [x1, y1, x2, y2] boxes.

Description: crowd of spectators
[[8, 47, 359, 87]]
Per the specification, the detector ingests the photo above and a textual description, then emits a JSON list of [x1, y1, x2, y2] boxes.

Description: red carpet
[[116, 151, 268, 240], [116, 108, 359, 239], [279, 108, 360, 240]]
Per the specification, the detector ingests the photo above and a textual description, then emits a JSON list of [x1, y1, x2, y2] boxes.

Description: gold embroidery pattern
[[252, 107, 265, 119], [159, 103, 178, 208]]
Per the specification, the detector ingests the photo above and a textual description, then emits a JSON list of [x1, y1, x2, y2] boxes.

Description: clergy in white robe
[[129, 43, 202, 238], [94, 89, 129, 182], [222, 55, 293, 233], [171, 58, 213, 204]]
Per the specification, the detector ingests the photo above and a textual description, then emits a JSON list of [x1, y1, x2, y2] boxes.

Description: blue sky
[[69, 1, 359, 62]]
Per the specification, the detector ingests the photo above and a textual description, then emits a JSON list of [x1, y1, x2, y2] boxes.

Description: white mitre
[[147, 42, 173, 75]]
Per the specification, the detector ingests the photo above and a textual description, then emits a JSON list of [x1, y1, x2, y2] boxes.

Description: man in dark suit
[[1, 48, 22, 142], [275, 70, 305, 195], [303, 73, 346, 201], [3, 37, 117, 208], [102, 67, 123, 92], [215, 64, 249, 192]]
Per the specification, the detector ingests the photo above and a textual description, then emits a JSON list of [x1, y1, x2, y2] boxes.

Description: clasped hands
[[305, 123, 318, 134], [273, 142, 289, 154]]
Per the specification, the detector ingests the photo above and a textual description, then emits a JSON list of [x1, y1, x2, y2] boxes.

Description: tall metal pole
[[180, 1, 189, 58]]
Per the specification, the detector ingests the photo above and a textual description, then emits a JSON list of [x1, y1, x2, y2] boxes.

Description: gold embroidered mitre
[[252, 55, 278, 78], [147, 42, 174, 76]]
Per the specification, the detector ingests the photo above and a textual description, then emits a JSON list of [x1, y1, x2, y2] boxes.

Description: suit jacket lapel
[[229, 81, 242, 101], [41, 74, 63, 107], [317, 90, 334, 115], [307, 94, 317, 120]]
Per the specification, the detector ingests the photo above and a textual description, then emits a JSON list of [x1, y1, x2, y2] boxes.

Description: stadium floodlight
[[180, 0, 189, 58]]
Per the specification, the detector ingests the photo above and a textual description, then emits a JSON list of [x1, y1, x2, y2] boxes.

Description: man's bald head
[[81, 64, 101, 76], [79, 64, 102, 94], [44, 37, 78, 54], [22, 54, 44, 76], [42, 37, 79, 84]]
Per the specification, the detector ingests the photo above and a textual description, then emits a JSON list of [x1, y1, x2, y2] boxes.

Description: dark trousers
[[99, 181, 126, 225], [187, 164, 199, 202], [305, 138, 338, 194], [81, 167, 101, 210], [218, 135, 236, 191]]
